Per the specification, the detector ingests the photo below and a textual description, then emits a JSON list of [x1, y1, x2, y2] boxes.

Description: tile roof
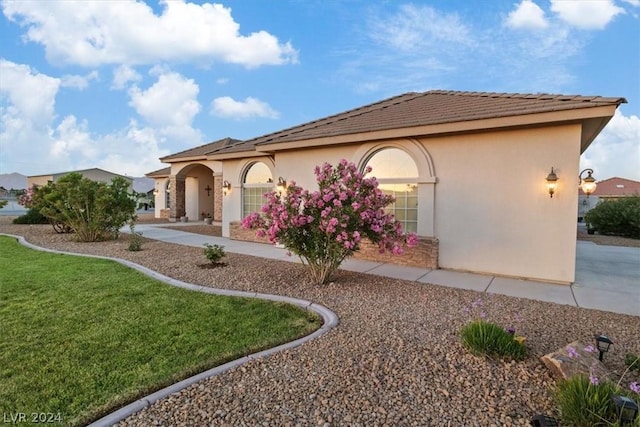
[[160, 137, 242, 161], [214, 90, 625, 153], [145, 167, 171, 178], [580, 177, 640, 197]]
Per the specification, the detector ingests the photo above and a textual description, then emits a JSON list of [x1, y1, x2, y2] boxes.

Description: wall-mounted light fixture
[[579, 168, 597, 197], [222, 180, 231, 196], [276, 177, 287, 191], [545, 167, 558, 198]]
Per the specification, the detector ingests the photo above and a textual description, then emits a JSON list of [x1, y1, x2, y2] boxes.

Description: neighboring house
[[147, 90, 625, 284], [27, 168, 133, 190], [578, 177, 640, 221], [0, 186, 7, 197]]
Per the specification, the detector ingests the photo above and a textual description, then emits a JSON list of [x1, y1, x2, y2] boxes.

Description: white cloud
[[550, 0, 624, 30], [112, 65, 141, 90], [622, 0, 640, 6], [581, 110, 640, 181], [128, 71, 201, 127], [0, 60, 191, 176], [506, 1, 549, 30], [2, 0, 298, 68], [61, 70, 99, 90], [0, 59, 59, 124], [211, 96, 279, 119], [370, 4, 472, 51]]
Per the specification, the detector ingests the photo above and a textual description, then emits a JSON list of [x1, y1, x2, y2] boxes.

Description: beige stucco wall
[[427, 124, 581, 283], [220, 124, 581, 284]]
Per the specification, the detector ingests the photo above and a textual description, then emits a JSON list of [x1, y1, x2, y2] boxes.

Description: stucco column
[[170, 175, 186, 220]]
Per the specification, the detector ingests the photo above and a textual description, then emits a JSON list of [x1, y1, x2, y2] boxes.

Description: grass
[[0, 236, 321, 426]]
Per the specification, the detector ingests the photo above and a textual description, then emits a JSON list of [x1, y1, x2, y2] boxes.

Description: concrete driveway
[[573, 240, 640, 315]]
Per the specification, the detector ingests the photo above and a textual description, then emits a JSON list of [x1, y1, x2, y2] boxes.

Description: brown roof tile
[[145, 167, 171, 178], [160, 137, 242, 161], [228, 90, 625, 149], [580, 177, 640, 196]]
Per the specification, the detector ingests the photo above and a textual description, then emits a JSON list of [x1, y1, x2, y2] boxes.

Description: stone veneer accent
[[229, 221, 270, 244], [230, 220, 438, 269], [353, 237, 438, 269], [160, 209, 170, 219], [213, 175, 223, 222]]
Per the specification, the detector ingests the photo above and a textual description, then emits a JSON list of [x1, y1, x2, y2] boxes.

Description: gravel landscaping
[[1, 217, 639, 426]]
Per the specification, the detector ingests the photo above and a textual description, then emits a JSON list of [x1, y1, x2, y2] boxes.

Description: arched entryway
[[170, 163, 220, 222]]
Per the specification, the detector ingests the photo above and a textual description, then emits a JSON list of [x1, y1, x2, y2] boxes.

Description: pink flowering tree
[[242, 159, 418, 285]]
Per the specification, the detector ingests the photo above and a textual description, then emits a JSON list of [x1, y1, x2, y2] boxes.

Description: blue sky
[[1, 0, 638, 180]]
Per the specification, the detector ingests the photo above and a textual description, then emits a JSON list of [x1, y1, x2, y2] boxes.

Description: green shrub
[[0, 200, 7, 209], [203, 243, 225, 264], [12, 208, 49, 224], [554, 375, 640, 426], [585, 195, 640, 238], [33, 173, 136, 242], [626, 353, 640, 372], [127, 223, 143, 252], [460, 320, 527, 360]]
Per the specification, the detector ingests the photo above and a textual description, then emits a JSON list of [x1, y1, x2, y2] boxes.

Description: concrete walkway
[[132, 223, 640, 316]]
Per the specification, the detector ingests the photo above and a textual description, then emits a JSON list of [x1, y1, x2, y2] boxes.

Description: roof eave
[[207, 150, 272, 161], [258, 105, 622, 152]]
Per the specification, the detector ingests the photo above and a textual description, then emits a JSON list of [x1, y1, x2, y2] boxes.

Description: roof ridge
[[425, 90, 625, 104], [251, 92, 422, 145]]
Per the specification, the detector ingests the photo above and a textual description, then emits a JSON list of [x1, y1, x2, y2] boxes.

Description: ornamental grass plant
[[460, 320, 528, 361]]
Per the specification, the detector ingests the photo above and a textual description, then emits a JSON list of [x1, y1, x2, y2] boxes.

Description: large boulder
[[541, 340, 609, 381]]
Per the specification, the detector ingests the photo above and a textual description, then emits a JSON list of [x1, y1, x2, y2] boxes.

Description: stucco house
[[147, 90, 625, 284], [578, 177, 640, 221], [27, 168, 133, 190]]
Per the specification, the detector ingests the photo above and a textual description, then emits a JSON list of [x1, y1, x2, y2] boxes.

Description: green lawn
[[0, 236, 321, 426]]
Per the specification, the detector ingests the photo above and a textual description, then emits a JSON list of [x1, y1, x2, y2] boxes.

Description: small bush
[[626, 353, 640, 372], [127, 224, 143, 252], [203, 243, 225, 264], [460, 320, 527, 360], [12, 208, 49, 224], [584, 195, 640, 238]]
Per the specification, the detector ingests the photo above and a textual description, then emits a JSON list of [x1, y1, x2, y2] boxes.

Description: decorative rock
[[541, 340, 609, 380]]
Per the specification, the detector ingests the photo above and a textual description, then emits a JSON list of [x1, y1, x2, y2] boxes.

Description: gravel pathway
[[1, 220, 639, 426]]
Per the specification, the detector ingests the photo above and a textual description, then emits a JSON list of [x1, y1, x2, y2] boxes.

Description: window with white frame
[[364, 148, 419, 233], [165, 181, 170, 209], [242, 162, 273, 216]]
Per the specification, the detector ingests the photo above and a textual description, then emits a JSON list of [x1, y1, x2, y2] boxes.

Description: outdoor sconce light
[[595, 334, 613, 361], [546, 168, 558, 198], [612, 395, 639, 425], [222, 180, 231, 196], [276, 177, 286, 191], [153, 189, 159, 196], [579, 168, 597, 197]]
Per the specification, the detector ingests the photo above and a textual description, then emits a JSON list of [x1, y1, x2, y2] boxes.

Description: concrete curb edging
[[0, 233, 340, 427]]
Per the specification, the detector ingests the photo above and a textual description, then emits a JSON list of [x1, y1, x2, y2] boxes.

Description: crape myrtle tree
[[28, 173, 137, 241], [242, 159, 418, 285]]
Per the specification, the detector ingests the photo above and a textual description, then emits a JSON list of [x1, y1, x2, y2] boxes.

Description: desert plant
[[242, 159, 417, 285], [12, 208, 49, 224], [127, 223, 143, 252], [31, 173, 136, 242], [0, 200, 7, 209], [460, 320, 528, 360], [585, 195, 640, 238], [203, 243, 225, 264], [625, 353, 640, 372]]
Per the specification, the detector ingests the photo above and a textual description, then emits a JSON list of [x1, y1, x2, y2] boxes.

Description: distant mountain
[[0, 173, 27, 190], [132, 177, 154, 193]]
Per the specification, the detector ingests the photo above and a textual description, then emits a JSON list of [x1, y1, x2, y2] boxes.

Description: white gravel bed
[[1, 221, 638, 426]]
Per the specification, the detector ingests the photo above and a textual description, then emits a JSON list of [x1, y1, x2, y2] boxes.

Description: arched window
[[364, 148, 419, 233], [242, 162, 273, 216], [165, 181, 171, 209]]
